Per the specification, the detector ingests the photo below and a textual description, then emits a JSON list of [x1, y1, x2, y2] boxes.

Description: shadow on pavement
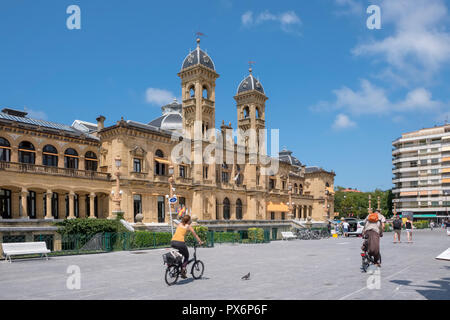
[[391, 277, 450, 300], [176, 276, 210, 285]]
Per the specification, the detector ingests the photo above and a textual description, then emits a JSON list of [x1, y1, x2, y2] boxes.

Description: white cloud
[[241, 11, 253, 26], [334, 0, 363, 15], [311, 79, 444, 118], [352, 0, 450, 82], [145, 88, 176, 105], [332, 114, 356, 130], [24, 108, 47, 120], [241, 10, 301, 33]]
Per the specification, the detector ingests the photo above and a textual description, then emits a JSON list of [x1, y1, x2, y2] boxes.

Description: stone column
[[68, 192, 75, 219], [36, 191, 45, 219], [59, 193, 66, 219], [89, 193, 96, 218], [79, 194, 86, 218], [20, 188, 28, 219], [11, 191, 20, 219], [36, 148, 43, 166], [79, 156, 85, 171], [45, 190, 53, 219]]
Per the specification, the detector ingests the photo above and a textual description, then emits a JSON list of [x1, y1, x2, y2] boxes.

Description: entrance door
[[0, 189, 11, 219], [272, 228, 278, 240], [157, 196, 165, 223]]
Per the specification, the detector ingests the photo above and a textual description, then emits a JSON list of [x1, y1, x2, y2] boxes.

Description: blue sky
[[0, 0, 449, 191]]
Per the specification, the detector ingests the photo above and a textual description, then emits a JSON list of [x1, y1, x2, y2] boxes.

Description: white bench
[[281, 232, 297, 240], [2, 242, 50, 263]]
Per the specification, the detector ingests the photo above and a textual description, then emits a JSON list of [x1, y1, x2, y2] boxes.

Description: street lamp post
[[168, 165, 175, 236], [324, 188, 330, 219], [110, 155, 123, 219]]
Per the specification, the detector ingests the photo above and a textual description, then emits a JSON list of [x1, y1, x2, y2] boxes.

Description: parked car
[[345, 218, 364, 237]]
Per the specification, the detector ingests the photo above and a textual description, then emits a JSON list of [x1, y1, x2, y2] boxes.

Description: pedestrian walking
[[392, 215, 402, 243], [342, 218, 349, 237], [405, 218, 413, 243], [430, 221, 434, 231]]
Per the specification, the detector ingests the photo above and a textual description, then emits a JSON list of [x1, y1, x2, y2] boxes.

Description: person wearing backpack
[[392, 215, 402, 243], [362, 210, 386, 267]]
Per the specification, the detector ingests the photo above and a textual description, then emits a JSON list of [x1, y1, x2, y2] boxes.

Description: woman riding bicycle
[[171, 215, 203, 279]]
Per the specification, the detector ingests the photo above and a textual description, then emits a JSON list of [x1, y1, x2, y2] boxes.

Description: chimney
[[96, 115, 105, 131]]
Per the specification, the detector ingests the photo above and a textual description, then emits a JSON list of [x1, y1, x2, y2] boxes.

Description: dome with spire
[[181, 38, 215, 71], [237, 68, 265, 94]]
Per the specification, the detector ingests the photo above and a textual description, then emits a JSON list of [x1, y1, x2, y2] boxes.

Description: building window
[[0, 137, 11, 162], [221, 171, 229, 183], [236, 199, 243, 220], [281, 212, 285, 220], [19, 141, 35, 164], [223, 198, 230, 220], [420, 160, 427, 165], [243, 106, 250, 119], [179, 165, 186, 178], [133, 158, 142, 173], [27, 191, 36, 219], [179, 197, 186, 209], [157, 196, 165, 223], [52, 193, 59, 219], [431, 158, 439, 164], [43, 145, 58, 167], [64, 148, 79, 169], [299, 184, 303, 195], [154, 150, 166, 176], [269, 178, 276, 190], [0, 189, 11, 219], [203, 165, 208, 179], [85, 151, 98, 171], [270, 212, 275, 220], [133, 195, 142, 222], [282, 180, 286, 190], [215, 199, 219, 220]]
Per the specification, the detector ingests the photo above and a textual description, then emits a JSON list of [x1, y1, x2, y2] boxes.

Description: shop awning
[[267, 201, 289, 212], [154, 157, 171, 164]]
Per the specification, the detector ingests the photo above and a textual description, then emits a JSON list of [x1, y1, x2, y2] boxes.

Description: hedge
[[186, 225, 208, 246], [132, 231, 172, 248], [214, 232, 241, 243], [248, 228, 264, 242], [413, 220, 429, 229], [55, 218, 127, 236]]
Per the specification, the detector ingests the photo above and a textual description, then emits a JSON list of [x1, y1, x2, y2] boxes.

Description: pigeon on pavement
[[241, 272, 250, 280]]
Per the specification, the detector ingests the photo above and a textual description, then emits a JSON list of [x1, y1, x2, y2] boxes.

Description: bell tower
[[178, 38, 219, 141], [234, 67, 268, 152]]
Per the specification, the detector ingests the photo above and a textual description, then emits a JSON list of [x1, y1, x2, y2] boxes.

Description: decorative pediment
[[130, 146, 147, 157]]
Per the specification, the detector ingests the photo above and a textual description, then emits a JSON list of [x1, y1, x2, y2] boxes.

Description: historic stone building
[[0, 39, 335, 226]]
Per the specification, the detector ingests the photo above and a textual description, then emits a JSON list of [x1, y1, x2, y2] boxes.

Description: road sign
[[169, 196, 177, 204]]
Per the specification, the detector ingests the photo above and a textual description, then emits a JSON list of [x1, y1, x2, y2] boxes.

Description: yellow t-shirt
[[172, 225, 188, 242]]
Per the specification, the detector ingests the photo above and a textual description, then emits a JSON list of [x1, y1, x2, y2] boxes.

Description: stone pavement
[[0, 229, 449, 300]]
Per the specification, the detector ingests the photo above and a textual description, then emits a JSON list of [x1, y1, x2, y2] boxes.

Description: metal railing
[[0, 161, 110, 180], [1, 230, 272, 259]]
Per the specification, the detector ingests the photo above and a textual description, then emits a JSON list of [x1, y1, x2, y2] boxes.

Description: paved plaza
[[1, 229, 449, 300]]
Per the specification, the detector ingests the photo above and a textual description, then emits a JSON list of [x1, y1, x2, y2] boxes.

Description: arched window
[[85, 151, 98, 171], [223, 198, 230, 220], [294, 183, 298, 194], [189, 86, 195, 98], [256, 107, 260, 119], [0, 137, 11, 162], [299, 184, 303, 195], [154, 149, 166, 176], [64, 148, 79, 169], [243, 106, 250, 119], [202, 86, 209, 99], [236, 199, 243, 220], [19, 141, 35, 164], [43, 145, 58, 167], [326, 182, 330, 188]]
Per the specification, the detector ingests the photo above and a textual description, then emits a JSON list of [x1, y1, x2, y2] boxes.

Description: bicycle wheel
[[361, 256, 369, 272], [165, 265, 179, 286], [191, 260, 204, 279]]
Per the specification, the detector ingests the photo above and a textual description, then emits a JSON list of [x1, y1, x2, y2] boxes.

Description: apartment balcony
[[153, 175, 169, 183], [129, 171, 148, 180], [0, 161, 111, 180], [175, 177, 193, 185]]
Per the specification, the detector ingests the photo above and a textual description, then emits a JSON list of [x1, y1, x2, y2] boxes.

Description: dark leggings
[[171, 241, 189, 267]]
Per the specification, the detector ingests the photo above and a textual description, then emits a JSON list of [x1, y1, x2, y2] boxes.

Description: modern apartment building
[[392, 124, 450, 220]]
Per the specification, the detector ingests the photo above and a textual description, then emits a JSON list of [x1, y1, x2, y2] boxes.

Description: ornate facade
[[0, 39, 335, 224]]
